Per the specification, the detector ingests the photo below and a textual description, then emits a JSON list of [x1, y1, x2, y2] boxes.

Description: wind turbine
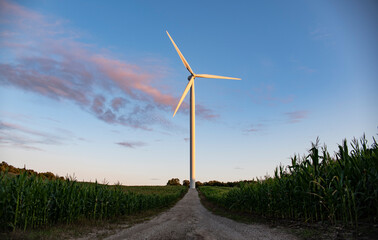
[[167, 31, 241, 189]]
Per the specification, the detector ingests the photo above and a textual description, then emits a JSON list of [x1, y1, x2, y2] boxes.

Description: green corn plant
[[0, 170, 187, 232], [199, 134, 378, 227]]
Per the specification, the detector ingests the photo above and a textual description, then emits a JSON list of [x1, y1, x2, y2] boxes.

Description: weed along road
[[105, 189, 298, 240]]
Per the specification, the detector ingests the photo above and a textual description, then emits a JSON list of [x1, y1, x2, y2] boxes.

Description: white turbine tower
[[166, 31, 241, 189]]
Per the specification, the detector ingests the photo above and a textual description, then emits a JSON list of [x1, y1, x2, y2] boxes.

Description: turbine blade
[[166, 31, 194, 75], [195, 74, 241, 80], [173, 77, 195, 117]]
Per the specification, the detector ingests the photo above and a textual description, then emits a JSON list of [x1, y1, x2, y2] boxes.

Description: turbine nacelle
[[167, 31, 241, 118]]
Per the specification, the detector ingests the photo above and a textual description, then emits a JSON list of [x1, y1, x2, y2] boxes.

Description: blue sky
[[1, 0, 377, 185]]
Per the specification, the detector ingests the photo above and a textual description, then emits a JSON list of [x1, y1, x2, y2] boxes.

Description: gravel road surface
[[105, 189, 298, 240]]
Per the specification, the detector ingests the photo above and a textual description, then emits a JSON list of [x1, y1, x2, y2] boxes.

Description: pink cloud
[[0, 0, 43, 24], [285, 111, 308, 123], [90, 55, 178, 109], [91, 95, 106, 115], [111, 97, 128, 112], [0, 0, 216, 131], [196, 105, 220, 120], [0, 63, 90, 105]]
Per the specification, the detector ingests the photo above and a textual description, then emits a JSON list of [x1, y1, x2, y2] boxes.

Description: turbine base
[[190, 180, 196, 189]]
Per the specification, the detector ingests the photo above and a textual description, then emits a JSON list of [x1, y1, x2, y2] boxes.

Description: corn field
[[200, 135, 378, 226], [0, 173, 187, 232]]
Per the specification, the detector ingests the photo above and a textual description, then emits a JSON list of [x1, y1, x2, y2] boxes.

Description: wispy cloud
[[0, 111, 33, 122], [285, 110, 308, 123], [243, 123, 265, 134], [116, 141, 147, 149], [0, 0, 216, 132], [196, 105, 220, 119], [0, 121, 66, 150]]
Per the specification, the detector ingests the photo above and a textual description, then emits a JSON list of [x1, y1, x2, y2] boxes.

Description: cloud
[[116, 141, 147, 149], [0, 0, 216, 131], [285, 110, 308, 123], [0, 0, 43, 24], [196, 104, 220, 120], [0, 121, 66, 150], [243, 123, 265, 134], [91, 95, 106, 115], [0, 121, 60, 143], [111, 97, 128, 112]]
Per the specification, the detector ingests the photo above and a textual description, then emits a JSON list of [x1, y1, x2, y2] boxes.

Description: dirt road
[[105, 189, 298, 240]]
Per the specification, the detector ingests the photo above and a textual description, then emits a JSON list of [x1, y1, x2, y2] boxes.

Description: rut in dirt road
[[105, 189, 298, 240]]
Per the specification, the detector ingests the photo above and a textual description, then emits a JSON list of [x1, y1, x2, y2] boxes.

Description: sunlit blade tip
[[166, 31, 194, 75], [195, 74, 241, 80]]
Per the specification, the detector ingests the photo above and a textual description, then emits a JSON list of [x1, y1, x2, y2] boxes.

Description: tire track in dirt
[[104, 189, 299, 240]]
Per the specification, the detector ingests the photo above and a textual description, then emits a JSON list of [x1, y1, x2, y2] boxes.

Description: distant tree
[[38, 172, 55, 180], [167, 178, 181, 186], [200, 180, 256, 187], [206, 180, 224, 187], [0, 161, 64, 180], [195, 181, 203, 187], [182, 180, 190, 187]]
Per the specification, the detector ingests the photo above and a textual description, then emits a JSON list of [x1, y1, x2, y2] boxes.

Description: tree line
[[0, 162, 64, 181], [167, 177, 255, 187]]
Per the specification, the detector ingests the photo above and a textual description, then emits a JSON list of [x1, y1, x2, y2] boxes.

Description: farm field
[[1, 135, 377, 240], [199, 136, 378, 238], [0, 169, 187, 237]]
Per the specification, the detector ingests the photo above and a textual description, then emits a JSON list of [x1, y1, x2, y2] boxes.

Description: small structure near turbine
[[167, 31, 241, 189]]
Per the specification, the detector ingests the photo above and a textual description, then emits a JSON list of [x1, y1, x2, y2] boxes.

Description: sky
[[0, 0, 377, 185]]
